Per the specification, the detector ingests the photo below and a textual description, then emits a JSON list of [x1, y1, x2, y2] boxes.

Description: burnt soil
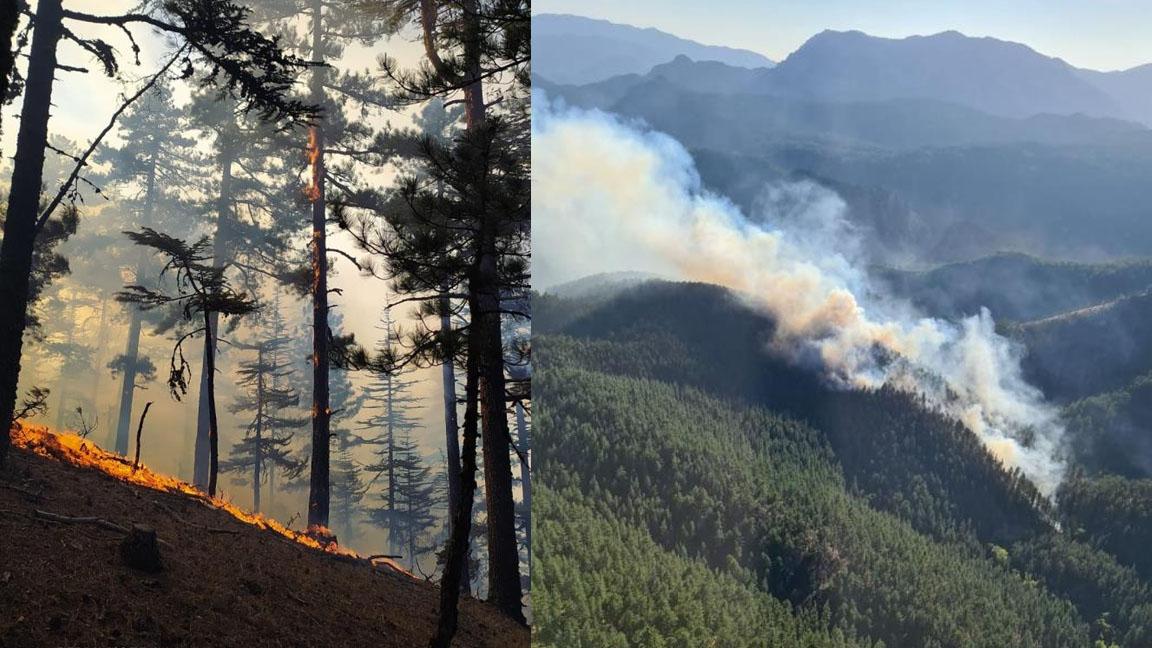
[[0, 445, 529, 648]]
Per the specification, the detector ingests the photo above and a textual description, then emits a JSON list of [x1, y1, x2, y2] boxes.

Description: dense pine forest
[[533, 280, 1152, 647], [0, 0, 529, 645]]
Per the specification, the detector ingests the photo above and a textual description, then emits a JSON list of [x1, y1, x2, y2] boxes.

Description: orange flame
[[305, 127, 322, 202], [11, 424, 410, 576]]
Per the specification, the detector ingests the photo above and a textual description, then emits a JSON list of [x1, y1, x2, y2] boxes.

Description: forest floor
[[0, 430, 528, 648]]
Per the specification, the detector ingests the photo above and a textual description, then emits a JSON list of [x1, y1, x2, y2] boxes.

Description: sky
[[534, 0, 1152, 72]]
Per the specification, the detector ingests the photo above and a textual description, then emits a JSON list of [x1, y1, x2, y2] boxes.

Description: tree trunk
[[53, 302, 75, 430], [305, 0, 331, 528], [116, 150, 158, 455], [474, 225, 523, 622], [387, 372, 396, 553], [0, 0, 63, 467], [516, 400, 531, 586], [457, 0, 523, 620], [114, 304, 143, 454], [439, 291, 469, 592], [429, 315, 482, 648], [254, 344, 265, 512], [195, 145, 235, 488], [204, 310, 221, 498]]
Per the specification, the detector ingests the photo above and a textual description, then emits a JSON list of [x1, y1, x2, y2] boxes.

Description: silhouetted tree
[[99, 81, 199, 455], [223, 306, 308, 511], [361, 307, 423, 554], [0, 0, 316, 467], [116, 228, 256, 496]]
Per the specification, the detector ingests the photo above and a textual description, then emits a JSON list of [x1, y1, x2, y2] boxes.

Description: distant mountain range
[[540, 26, 1152, 126], [533, 13, 774, 85], [537, 23, 1152, 263]]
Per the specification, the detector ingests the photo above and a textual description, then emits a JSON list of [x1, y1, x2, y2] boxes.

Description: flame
[[305, 127, 322, 202], [11, 424, 410, 576]]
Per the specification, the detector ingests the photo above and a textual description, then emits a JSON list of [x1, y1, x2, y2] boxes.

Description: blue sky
[[534, 0, 1152, 72]]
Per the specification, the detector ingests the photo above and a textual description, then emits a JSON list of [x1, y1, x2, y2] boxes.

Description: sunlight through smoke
[[534, 94, 1066, 495]]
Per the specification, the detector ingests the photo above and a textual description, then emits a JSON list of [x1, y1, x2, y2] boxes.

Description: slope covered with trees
[[534, 281, 1152, 647]]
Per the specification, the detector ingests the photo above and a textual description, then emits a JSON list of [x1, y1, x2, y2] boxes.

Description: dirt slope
[[0, 430, 528, 648]]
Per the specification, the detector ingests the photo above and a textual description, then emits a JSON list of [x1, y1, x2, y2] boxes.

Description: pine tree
[[222, 304, 308, 512], [187, 88, 308, 490], [244, 0, 393, 530], [116, 228, 257, 496], [98, 80, 199, 456], [361, 307, 423, 555], [365, 1, 531, 632], [389, 431, 441, 572]]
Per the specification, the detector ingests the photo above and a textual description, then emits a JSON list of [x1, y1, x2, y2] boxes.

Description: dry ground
[[0, 434, 528, 648]]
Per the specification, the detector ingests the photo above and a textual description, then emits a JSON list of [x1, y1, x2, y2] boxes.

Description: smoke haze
[[534, 95, 1066, 494]]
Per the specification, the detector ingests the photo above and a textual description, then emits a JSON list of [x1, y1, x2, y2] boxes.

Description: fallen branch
[[132, 401, 153, 472], [367, 554, 403, 561], [33, 509, 129, 534]]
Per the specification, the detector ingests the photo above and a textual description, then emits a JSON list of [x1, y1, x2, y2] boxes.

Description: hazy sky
[[534, 0, 1152, 72]]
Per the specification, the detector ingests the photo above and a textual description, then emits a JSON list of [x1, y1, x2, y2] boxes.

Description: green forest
[[533, 281, 1152, 648]]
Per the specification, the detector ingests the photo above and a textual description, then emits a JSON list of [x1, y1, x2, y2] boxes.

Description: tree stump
[[120, 524, 163, 573]]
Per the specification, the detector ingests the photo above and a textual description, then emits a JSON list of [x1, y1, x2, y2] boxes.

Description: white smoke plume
[[534, 95, 1066, 495]]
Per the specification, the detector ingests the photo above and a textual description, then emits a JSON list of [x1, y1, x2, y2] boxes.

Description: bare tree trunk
[[254, 344, 265, 512], [0, 0, 63, 467], [116, 151, 158, 455], [53, 302, 75, 430], [195, 144, 235, 489], [516, 400, 531, 586], [305, 0, 332, 528], [439, 292, 469, 593], [429, 316, 482, 648], [204, 309, 221, 497], [115, 306, 143, 454]]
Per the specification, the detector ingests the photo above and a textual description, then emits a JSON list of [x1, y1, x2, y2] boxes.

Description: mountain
[[1011, 289, 1152, 402], [534, 280, 1152, 647], [760, 30, 1129, 121], [879, 253, 1152, 322], [532, 13, 773, 85]]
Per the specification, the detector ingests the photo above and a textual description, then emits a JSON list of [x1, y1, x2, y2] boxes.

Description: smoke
[[533, 95, 1066, 495]]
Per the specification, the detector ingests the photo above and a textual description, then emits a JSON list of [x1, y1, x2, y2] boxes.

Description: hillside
[[879, 252, 1152, 322], [534, 281, 1152, 647], [0, 426, 528, 648], [1010, 289, 1152, 402]]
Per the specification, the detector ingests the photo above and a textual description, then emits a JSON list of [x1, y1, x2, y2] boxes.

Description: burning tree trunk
[[0, 0, 63, 467], [305, 0, 332, 529]]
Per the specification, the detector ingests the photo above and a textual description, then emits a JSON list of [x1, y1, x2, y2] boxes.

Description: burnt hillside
[[0, 427, 528, 648]]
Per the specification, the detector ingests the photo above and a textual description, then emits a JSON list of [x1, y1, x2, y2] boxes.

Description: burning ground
[[0, 426, 528, 648]]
